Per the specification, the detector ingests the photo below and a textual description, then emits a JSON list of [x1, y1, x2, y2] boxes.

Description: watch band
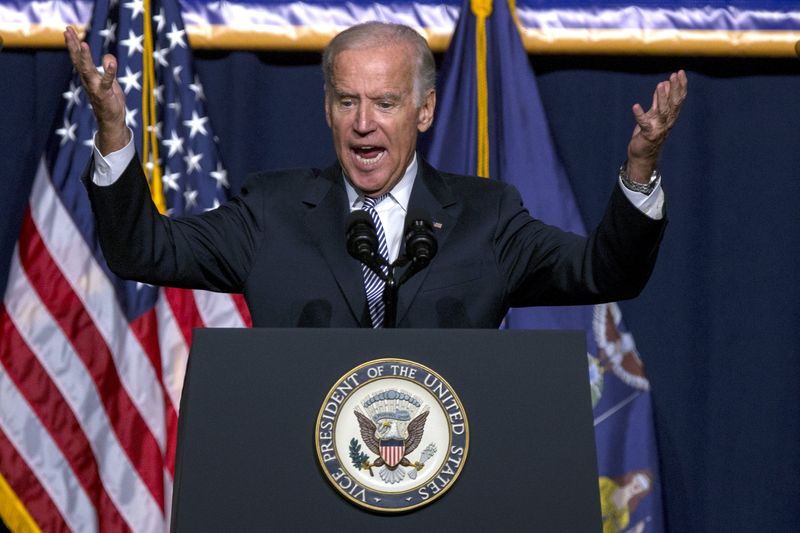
[[619, 163, 660, 195]]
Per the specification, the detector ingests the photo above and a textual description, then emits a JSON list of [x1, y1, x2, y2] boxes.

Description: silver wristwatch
[[619, 163, 660, 195]]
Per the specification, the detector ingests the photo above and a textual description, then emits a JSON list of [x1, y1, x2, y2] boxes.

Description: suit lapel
[[396, 159, 460, 325], [303, 163, 368, 326]]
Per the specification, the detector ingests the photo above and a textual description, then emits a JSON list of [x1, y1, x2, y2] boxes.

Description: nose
[[353, 103, 375, 135]]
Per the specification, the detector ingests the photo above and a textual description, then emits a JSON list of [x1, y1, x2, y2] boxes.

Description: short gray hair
[[322, 22, 436, 106]]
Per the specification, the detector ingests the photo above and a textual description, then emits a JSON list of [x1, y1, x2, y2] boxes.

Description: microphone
[[345, 208, 437, 328], [395, 208, 437, 289], [345, 210, 385, 274], [403, 208, 438, 270]]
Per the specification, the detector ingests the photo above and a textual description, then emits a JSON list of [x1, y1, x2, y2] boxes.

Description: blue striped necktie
[[360, 195, 390, 328]]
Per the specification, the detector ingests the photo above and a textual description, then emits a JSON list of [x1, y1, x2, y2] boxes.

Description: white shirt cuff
[[618, 177, 665, 220], [91, 130, 135, 186]]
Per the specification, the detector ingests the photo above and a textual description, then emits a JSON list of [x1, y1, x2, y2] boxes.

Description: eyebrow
[[331, 88, 403, 101], [331, 87, 355, 98], [372, 92, 402, 102]]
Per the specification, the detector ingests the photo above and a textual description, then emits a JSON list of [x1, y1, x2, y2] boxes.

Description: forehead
[[331, 44, 415, 94]]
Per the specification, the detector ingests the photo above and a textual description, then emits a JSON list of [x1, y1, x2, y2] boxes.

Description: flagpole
[[142, 0, 166, 214]]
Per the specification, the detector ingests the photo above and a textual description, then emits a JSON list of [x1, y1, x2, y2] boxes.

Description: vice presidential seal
[[315, 358, 469, 512]]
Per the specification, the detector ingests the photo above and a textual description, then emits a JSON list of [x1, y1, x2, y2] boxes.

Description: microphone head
[[346, 210, 378, 262], [347, 209, 373, 228], [404, 208, 437, 267], [404, 208, 432, 233]]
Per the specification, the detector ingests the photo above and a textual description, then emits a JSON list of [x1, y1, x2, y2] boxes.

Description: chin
[[349, 173, 391, 195]]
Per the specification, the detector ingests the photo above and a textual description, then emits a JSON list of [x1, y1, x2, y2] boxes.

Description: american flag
[[0, 0, 251, 530]]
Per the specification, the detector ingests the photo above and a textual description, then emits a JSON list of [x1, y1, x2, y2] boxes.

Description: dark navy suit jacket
[[85, 157, 666, 328]]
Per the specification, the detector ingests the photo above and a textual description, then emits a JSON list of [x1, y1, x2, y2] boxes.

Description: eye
[[340, 98, 354, 108], [377, 101, 395, 110]]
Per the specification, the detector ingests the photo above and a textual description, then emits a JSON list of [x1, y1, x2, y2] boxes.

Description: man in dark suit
[[63, 22, 687, 328]]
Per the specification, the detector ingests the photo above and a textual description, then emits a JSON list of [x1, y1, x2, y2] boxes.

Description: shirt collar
[[344, 153, 417, 213]]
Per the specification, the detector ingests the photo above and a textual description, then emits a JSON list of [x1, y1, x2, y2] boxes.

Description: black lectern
[[171, 328, 601, 531]]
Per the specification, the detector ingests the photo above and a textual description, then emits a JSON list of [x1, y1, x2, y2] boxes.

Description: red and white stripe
[[0, 160, 251, 531], [380, 444, 406, 467]]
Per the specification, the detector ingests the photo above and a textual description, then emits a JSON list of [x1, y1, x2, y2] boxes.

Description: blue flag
[[421, 1, 666, 530]]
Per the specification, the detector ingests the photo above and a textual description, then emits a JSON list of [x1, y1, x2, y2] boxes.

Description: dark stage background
[[1, 49, 799, 531]]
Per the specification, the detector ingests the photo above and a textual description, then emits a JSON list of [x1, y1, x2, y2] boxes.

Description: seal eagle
[[354, 409, 429, 483]]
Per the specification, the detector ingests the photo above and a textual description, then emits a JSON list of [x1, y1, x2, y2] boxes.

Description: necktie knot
[[361, 194, 387, 210]]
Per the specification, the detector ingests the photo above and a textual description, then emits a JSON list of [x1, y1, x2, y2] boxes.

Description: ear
[[416, 89, 436, 133], [324, 89, 332, 128]]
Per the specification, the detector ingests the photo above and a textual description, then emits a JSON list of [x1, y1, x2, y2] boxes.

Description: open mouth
[[351, 146, 386, 167]]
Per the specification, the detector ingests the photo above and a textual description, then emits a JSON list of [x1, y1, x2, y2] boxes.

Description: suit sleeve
[[495, 183, 667, 307], [83, 155, 264, 293]]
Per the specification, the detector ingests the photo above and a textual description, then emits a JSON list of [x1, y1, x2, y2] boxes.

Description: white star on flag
[[153, 7, 166, 32], [183, 148, 203, 173], [163, 130, 185, 158], [183, 186, 199, 209], [123, 0, 144, 19], [162, 171, 181, 191], [99, 20, 117, 47], [120, 29, 144, 57], [188, 76, 205, 101], [168, 99, 182, 117], [135, 281, 154, 291], [166, 23, 187, 50], [124, 105, 139, 128], [55, 119, 77, 145], [145, 157, 163, 173], [119, 66, 142, 94], [183, 111, 209, 138], [153, 46, 170, 68], [147, 121, 163, 139], [172, 65, 183, 84], [62, 82, 82, 110], [210, 162, 229, 189], [153, 84, 164, 104]]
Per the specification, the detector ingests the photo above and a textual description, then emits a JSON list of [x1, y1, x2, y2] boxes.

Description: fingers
[[64, 26, 98, 83], [632, 103, 645, 121], [64, 26, 85, 70], [648, 71, 688, 128], [648, 87, 658, 115], [656, 81, 670, 116], [628, 70, 687, 162], [100, 54, 118, 91], [631, 103, 648, 131], [64, 26, 122, 101], [668, 70, 688, 108]]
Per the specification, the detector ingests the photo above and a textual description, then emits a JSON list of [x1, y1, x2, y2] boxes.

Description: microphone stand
[[365, 254, 431, 329], [383, 267, 399, 329], [346, 210, 436, 329], [380, 257, 411, 329]]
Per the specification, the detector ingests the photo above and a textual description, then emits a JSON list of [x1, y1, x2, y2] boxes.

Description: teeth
[[354, 150, 385, 166]]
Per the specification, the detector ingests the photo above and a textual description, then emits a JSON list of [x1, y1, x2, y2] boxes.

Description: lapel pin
[[433, 222, 443, 229]]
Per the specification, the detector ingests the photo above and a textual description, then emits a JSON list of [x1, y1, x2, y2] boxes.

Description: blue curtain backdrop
[[1, 49, 799, 532]]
